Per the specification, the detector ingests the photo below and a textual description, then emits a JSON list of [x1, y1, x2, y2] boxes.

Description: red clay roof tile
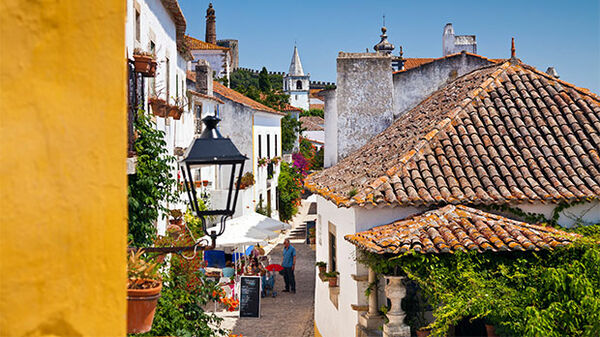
[[345, 205, 580, 254], [212, 81, 285, 116], [306, 60, 600, 207]]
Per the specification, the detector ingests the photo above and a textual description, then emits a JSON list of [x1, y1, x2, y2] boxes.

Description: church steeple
[[288, 46, 305, 76], [205, 3, 216, 45]]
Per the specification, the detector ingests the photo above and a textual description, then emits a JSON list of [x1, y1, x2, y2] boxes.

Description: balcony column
[[383, 275, 410, 337], [366, 268, 378, 317], [358, 268, 383, 333]]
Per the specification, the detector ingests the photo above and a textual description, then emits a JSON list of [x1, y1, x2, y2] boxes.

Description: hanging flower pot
[[127, 281, 162, 334], [202, 180, 209, 187], [133, 54, 157, 77], [167, 105, 184, 120], [148, 97, 167, 118]]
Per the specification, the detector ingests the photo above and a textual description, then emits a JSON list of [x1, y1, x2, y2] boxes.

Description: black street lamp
[[180, 115, 247, 246]]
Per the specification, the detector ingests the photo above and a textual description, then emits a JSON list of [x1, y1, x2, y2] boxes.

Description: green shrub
[[277, 162, 302, 221], [128, 109, 178, 246]]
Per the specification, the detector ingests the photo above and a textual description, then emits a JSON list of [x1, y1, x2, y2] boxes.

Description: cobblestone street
[[219, 200, 317, 337]]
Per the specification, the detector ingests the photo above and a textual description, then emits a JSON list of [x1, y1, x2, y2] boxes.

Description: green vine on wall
[[482, 198, 592, 228], [128, 109, 178, 247], [356, 225, 600, 337]]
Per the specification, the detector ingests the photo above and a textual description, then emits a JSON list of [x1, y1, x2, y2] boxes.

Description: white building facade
[[125, 0, 191, 234]]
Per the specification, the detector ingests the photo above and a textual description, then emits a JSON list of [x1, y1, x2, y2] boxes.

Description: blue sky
[[179, 0, 600, 93]]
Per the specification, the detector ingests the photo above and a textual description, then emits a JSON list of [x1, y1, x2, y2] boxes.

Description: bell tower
[[283, 46, 310, 110]]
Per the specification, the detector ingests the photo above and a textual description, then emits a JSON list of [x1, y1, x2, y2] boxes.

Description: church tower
[[205, 3, 216, 45], [283, 46, 310, 111]]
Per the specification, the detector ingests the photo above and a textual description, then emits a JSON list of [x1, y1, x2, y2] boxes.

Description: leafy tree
[[300, 108, 324, 118], [311, 147, 324, 170], [258, 67, 271, 92], [128, 110, 178, 246], [277, 162, 303, 221], [281, 114, 302, 152]]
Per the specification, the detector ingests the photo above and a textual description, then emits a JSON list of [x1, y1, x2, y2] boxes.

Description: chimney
[[442, 23, 455, 56], [546, 67, 560, 79], [205, 3, 216, 45], [195, 60, 213, 95], [335, 52, 394, 161]]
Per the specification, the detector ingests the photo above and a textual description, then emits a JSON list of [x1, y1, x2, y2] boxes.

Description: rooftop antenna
[[383, 14, 386, 27]]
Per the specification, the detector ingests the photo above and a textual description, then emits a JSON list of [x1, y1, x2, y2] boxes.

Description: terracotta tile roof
[[310, 89, 324, 99], [186, 70, 196, 82], [395, 53, 504, 74], [345, 205, 581, 254], [212, 81, 286, 116], [282, 104, 302, 112], [188, 90, 224, 104], [185, 35, 229, 51], [306, 60, 600, 208], [300, 116, 324, 131], [310, 103, 325, 110]]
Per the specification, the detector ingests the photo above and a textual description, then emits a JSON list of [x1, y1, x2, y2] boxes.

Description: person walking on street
[[281, 239, 296, 293]]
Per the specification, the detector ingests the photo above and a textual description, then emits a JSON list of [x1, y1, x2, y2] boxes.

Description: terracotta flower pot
[[202, 180, 209, 187], [148, 98, 167, 117], [167, 105, 183, 120], [485, 324, 499, 337], [133, 54, 156, 77], [318, 266, 326, 274], [127, 281, 162, 334], [416, 329, 431, 337], [328, 276, 338, 287]]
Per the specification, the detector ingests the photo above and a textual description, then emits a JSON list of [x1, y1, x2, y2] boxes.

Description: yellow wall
[[0, 1, 127, 335]]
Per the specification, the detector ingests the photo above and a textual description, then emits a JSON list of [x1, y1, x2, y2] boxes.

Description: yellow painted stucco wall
[[1, 1, 127, 335]]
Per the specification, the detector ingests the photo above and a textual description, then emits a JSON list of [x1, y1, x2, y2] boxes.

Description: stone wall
[[393, 52, 494, 116], [336, 52, 395, 160], [217, 39, 239, 69]]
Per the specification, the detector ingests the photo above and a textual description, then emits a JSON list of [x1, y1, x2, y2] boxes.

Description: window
[[267, 134, 271, 158], [274, 135, 278, 156], [296, 80, 302, 90], [149, 41, 156, 95], [328, 222, 337, 272], [134, 6, 141, 42], [258, 135, 262, 158], [165, 57, 170, 101]]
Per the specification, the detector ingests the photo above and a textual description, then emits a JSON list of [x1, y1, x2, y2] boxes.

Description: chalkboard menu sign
[[239, 276, 261, 318]]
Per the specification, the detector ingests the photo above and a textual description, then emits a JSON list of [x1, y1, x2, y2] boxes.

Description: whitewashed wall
[[314, 196, 357, 337], [253, 112, 283, 219], [125, 0, 188, 235]]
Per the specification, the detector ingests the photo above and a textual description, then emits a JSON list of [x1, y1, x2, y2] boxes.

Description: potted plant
[[315, 261, 327, 274], [324, 271, 339, 287], [167, 104, 183, 120], [484, 318, 499, 337], [257, 157, 268, 167], [169, 209, 183, 226], [148, 96, 167, 117], [133, 49, 157, 77], [404, 280, 430, 337], [240, 172, 255, 189], [271, 156, 281, 165], [127, 250, 162, 334], [309, 228, 316, 244]]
